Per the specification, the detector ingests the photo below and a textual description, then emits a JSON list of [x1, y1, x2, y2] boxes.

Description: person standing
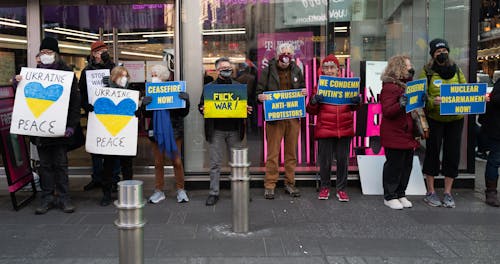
[[198, 57, 252, 206], [145, 64, 190, 204], [419, 38, 467, 208], [380, 55, 420, 209], [483, 77, 500, 207], [306, 54, 359, 201], [256, 43, 306, 199]]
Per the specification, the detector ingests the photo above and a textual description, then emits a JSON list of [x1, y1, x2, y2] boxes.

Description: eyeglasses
[[322, 66, 338, 71], [94, 50, 108, 55], [217, 67, 232, 71]]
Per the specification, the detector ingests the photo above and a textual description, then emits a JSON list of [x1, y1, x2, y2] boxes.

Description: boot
[[35, 196, 54, 215], [485, 180, 500, 207]]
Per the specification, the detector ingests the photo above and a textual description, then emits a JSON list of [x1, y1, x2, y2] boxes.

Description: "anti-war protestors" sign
[[440, 83, 487, 115], [405, 79, 426, 113], [317, 76, 360, 105], [145, 81, 186, 110], [263, 89, 305, 121], [204, 84, 247, 118]]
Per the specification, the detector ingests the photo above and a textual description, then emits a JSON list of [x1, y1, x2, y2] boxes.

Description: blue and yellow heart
[[94, 97, 136, 136], [24, 82, 63, 118]]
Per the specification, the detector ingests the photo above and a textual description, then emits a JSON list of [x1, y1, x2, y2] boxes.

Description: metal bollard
[[114, 180, 146, 264], [229, 147, 251, 233]]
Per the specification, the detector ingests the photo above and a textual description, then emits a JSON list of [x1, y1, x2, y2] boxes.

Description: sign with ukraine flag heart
[[10, 67, 74, 137], [85, 87, 139, 156]]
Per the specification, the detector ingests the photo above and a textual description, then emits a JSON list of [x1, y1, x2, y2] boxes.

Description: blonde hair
[[110, 66, 129, 84], [382, 55, 410, 80]]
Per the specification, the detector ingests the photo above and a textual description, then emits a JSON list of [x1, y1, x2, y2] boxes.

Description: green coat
[[256, 59, 305, 100]]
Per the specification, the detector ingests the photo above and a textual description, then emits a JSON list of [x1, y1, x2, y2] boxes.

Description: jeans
[[318, 137, 351, 190], [37, 145, 69, 201], [485, 138, 500, 182], [102, 156, 133, 194], [209, 130, 242, 195], [91, 154, 121, 183]]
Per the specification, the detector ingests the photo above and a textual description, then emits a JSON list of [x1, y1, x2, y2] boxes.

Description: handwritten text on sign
[[263, 89, 305, 121], [317, 76, 360, 105], [85, 69, 110, 103], [146, 81, 186, 110], [204, 84, 247, 118], [405, 79, 426, 113], [440, 83, 487, 115]]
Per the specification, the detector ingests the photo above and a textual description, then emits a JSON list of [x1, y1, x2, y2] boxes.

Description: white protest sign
[[85, 69, 110, 103], [85, 87, 139, 156], [10, 67, 74, 137], [120, 61, 145, 83]]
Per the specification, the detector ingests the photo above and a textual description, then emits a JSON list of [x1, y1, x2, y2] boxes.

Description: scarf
[[432, 63, 457, 80], [153, 109, 178, 159]]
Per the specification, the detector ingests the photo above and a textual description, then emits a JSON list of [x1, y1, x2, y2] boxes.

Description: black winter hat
[[39, 37, 60, 53], [429, 38, 449, 56]]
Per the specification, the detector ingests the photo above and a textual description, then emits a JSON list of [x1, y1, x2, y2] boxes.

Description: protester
[[379, 55, 421, 209], [198, 57, 252, 206], [419, 38, 467, 208], [16, 37, 81, 214], [145, 64, 190, 204], [306, 54, 359, 201], [483, 75, 500, 207], [256, 42, 306, 199]]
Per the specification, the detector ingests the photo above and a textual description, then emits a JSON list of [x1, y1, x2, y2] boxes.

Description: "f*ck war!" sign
[[203, 84, 247, 118]]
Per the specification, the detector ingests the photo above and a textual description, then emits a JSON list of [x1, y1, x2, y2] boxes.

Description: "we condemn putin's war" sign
[[317, 76, 360, 105]]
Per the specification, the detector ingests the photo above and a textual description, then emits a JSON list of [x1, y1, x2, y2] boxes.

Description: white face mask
[[151, 77, 161, 83], [40, 54, 55, 65], [118, 77, 128, 87]]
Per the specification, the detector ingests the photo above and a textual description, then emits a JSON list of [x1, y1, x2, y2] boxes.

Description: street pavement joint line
[[424, 239, 459, 258]]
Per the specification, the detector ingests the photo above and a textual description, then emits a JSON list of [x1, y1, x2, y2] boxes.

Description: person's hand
[[350, 95, 361, 105], [258, 94, 268, 102], [64, 127, 74, 138], [178, 91, 189, 101], [399, 95, 408, 108], [486, 94, 491, 103], [87, 104, 94, 112], [310, 94, 324, 105], [15, 75, 22, 82], [142, 96, 153, 106], [433, 96, 441, 105], [301, 88, 307, 96], [102, 76, 110, 86], [199, 105, 204, 114], [247, 105, 253, 114]]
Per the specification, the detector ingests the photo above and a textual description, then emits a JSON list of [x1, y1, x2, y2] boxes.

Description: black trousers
[[37, 145, 69, 201], [383, 148, 414, 200], [318, 137, 351, 190], [102, 155, 133, 194]]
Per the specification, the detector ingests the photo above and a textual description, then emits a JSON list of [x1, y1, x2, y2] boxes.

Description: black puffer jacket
[[484, 80, 500, 140]]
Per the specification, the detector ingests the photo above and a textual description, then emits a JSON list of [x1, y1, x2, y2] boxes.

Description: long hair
[[110, 66, 129, 84], [381, 55, 410, 80]]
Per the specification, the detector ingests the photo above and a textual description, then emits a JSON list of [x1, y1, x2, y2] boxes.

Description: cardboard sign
[[85, 87, 139, 156], [405, 79, 426, 113], [440, 83, 487, 115], [203, 84, 247, 118], [263, 89, 305, 121], [317, 76, 360, 105], [145, 81, 186, 110], [10, 67, 74, 137], [85, 69, 110, 103]]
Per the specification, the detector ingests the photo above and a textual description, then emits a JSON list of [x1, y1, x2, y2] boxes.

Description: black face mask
[[436, 53, 448, 64], [100, 52, 110, 63], [408, 68, 415, 78]]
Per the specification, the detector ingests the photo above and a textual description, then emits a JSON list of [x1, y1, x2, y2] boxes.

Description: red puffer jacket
[[306, 86, 355, 138], [380, 76, 419, 149]]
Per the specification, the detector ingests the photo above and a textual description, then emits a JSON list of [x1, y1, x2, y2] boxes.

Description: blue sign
[[405, 79, 426, 113], [317, 76, 360, 105], [440, 83, 487, 115], [145, 81, 186, 110], [263, 89, 306, 121]]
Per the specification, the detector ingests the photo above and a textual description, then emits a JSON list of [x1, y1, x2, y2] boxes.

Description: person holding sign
[[483, 78, 499, 207], [306, 55, 360, 201], [18, 37, 81, 214], [78, 41, 118, 192], [144, 65, 190, 204], [199, 57, 253, 206], [419, 39, 467, 208], [379, 55, 420, 210], [257, 43, 306, 199]]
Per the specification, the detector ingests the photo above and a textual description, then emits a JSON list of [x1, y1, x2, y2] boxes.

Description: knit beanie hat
[[91, 41, 107, 53], [39, 37, 60, 53], [322, 54, 340, 69], [429, 38, 449, 56]]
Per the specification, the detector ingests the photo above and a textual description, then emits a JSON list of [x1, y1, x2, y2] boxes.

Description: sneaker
[[442, 193, 456, 208], [424, 192, 442, 207], [318, 187, 330, 200], [205, 195, 219, 206], [264, 188, 275, 199], [284, 184, 301, 197], [176, 189, 189, 203], [149, 190, 166, 204], [35, 198, 54, 215], [384, 199, 403, 210], [60, 199, 75, 213], [398, 197, 412, 208], [336, 190, 350, 202]]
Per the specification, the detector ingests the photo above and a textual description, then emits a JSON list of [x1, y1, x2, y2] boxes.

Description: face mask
[[151, 77, 161, 83], [220, 69, 232, 78], [118, 77, 128, 87], [279, 54, 291, 64], [436, 53, 448, 64], [100, 52, 110, 62], [408, 68, 415, 78], [40, 54, 55, 65]]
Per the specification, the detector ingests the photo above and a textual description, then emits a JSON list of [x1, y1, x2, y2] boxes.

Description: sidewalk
[[0, 161, 498, 264]]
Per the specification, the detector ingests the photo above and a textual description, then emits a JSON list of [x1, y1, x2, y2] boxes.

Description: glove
[[350, 96, 361, 105], [399, 95, 408, 108], [142, 96, 153, 106], [310, 94, 324, 105], [134, 109, 141, 118], [87, 104, 94, 112], [64, 127, 74, 138], [178, 91, 189, 100], [102, 76, 110, 86]]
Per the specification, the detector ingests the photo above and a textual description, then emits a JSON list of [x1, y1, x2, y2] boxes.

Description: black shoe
[[111, 183, 118, 193], [35, 199, 54, 215], [60, 200, 75, 213], [100, 194, 112, 207], [83, 180, 101, 191], [205, 195, 219, 206]]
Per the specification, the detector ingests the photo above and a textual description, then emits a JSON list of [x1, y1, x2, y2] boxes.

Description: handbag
[[410, 108, 429, 139]]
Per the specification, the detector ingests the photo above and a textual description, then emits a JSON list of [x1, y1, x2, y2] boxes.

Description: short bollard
[[114, 180, 146, 264], [229, 147, 251, 233]]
